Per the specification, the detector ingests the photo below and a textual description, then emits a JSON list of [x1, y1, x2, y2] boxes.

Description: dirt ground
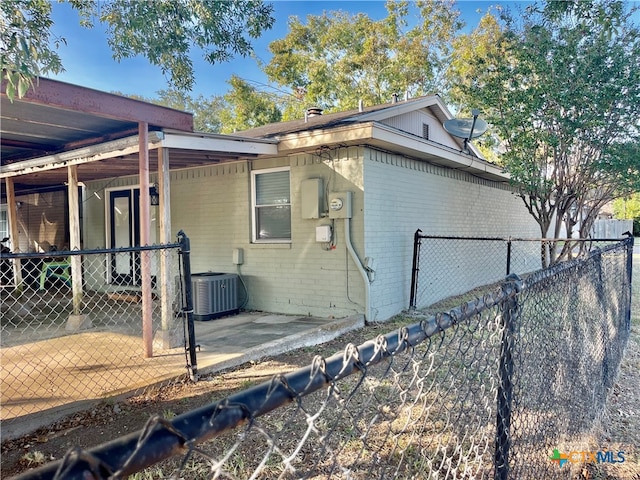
[[0, 323, 390, 478], [587, 319, 640, 480], [3, 259, 639, 479]]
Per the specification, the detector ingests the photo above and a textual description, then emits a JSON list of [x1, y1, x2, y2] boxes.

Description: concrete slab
[[253, 315, 304, 324], [1, 312, 364, 441]]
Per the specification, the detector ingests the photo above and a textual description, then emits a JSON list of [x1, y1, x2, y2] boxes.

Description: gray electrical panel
[[301, 178, 324, 219]]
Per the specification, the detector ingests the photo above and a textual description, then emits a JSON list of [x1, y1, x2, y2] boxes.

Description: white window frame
[[251, 167, 292, 243], [0, 204, 9, 249]]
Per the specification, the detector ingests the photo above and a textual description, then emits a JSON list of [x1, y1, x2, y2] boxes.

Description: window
[[252, 167, 291, 242]]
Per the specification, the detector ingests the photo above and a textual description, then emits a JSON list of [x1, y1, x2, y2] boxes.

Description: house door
[[109, 190, 138, 285], [109, 189, 156, 285]]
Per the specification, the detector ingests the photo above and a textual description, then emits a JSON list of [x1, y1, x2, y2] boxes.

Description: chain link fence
[[409, 231, 628, 310], [13, 236, 633, 479], [1, 235, 195, 426]]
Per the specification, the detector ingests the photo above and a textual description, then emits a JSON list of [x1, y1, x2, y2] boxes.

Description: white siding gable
[[379, 110, 461, 150]]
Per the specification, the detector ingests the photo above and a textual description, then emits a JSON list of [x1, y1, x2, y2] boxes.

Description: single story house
[[2, 79, 539, 330]]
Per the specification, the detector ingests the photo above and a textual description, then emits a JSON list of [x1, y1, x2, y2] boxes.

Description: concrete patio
[[1, 312, 364, 440]]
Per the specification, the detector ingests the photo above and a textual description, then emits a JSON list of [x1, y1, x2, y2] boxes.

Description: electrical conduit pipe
[[344, 217, 372, 321]]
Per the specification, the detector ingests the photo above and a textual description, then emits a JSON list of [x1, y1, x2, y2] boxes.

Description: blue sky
[[48, 1, 530, 98]]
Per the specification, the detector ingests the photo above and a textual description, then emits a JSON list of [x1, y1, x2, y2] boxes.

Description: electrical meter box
[[328, 191, 353, 219]]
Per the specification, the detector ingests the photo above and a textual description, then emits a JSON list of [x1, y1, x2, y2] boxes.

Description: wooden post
[[5, 178, 23, 290], [67, 166, 83, 314], [155, 147, 177, 348], [139, 122, 153, 358]]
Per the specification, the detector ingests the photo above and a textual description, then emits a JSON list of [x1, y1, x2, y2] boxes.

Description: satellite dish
[[443, 109, 488, 152]]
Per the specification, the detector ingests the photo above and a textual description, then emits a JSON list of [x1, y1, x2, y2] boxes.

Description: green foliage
[[614, 193, 640, 236], [613, 194, 640, 220], [101, 0, 274, 91], [1, 0, 65, 100], [128, 88, 225, 133], [448, 0, 640, 262], [264, 0, 463, 112], [128, 76, 281, 134], [1, 0, 274, 99], [218, 75, 281, 133]]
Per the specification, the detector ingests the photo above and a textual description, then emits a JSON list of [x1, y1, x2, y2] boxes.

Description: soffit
[[275, 122, 508, 183]]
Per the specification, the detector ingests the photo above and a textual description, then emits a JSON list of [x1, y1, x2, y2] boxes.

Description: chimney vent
[[392, 93, 399, 103], [307, 107, 323, 117]]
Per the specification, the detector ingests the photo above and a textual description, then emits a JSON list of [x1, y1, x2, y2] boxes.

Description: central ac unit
[[191, 272, 239, 320]]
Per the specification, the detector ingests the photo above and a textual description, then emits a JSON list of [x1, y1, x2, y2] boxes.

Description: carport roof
[[1, 77, 194, 164], [1, 77, 278, 198]]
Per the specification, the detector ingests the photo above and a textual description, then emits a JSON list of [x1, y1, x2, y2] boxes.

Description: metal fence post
[[624, 232, 634, 331], [494, 274, 521, 480], [178, 230, 198, 381], [409, 229, 422, 309], [506, 238, 512, 276]]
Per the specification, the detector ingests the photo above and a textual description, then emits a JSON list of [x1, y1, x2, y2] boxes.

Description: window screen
[[253, 169, 291, 241]]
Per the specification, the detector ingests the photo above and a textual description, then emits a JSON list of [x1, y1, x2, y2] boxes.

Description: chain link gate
[[1, 232, 198, 427], [10, 237, 633, 480]]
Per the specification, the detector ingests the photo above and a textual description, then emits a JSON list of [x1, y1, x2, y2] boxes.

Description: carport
[[1, 77, 278, 356]]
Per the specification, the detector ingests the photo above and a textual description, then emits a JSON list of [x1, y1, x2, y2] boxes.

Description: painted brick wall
[[363, 148, 540, 320], [83, 145, 540, 322], [83, 154, 368, 317], [163, 149, 366, 318], [240, 147, 367, 317]]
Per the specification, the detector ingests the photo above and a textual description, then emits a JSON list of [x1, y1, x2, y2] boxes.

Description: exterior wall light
[[150, 184, 160, 206]]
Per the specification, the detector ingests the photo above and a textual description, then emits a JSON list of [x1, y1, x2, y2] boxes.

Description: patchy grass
[[3, 253, 638, 479]]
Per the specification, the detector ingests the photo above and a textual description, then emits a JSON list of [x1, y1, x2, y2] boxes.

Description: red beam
[[1, 77, 193, 131]]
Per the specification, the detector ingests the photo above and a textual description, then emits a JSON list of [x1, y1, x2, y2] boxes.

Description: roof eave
[[0, 132, 165, 179], [276, 122, 509, 182]]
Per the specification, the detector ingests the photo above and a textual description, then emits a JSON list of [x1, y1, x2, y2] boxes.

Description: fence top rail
[[0, 243, 183, 259], [17, 279, 521, 480], [523, 236, 632, 289], [415, 233, 630, 243]]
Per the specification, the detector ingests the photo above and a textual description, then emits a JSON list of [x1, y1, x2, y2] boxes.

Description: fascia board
[[369, 123, 508, 181], [346, 97, 484, 158], [0, 131, 164, 178], [276, 122, 508, 182], [161, 132, 278, 156]]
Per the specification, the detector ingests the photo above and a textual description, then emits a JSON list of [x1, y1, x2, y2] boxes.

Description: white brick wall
[[363, 148, 540, 320], [84, 145, 539, 322]]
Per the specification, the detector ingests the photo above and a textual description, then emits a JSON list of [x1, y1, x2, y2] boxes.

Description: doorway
[[108, 188, 156, 285]]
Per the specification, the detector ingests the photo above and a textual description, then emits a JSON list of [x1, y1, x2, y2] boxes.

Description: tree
[[129, 88, 226, 133], [448, 0, 640, 265], [613, 193, 640, 236], [263, 0, 463, 113], [1, 0, 274, 100], [126, 77, 281, 134], [217, 75, 281, 133], [1, 0, 65, 99]]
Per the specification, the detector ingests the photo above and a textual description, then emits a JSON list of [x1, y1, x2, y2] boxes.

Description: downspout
[[344, 217, 372, 321]]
